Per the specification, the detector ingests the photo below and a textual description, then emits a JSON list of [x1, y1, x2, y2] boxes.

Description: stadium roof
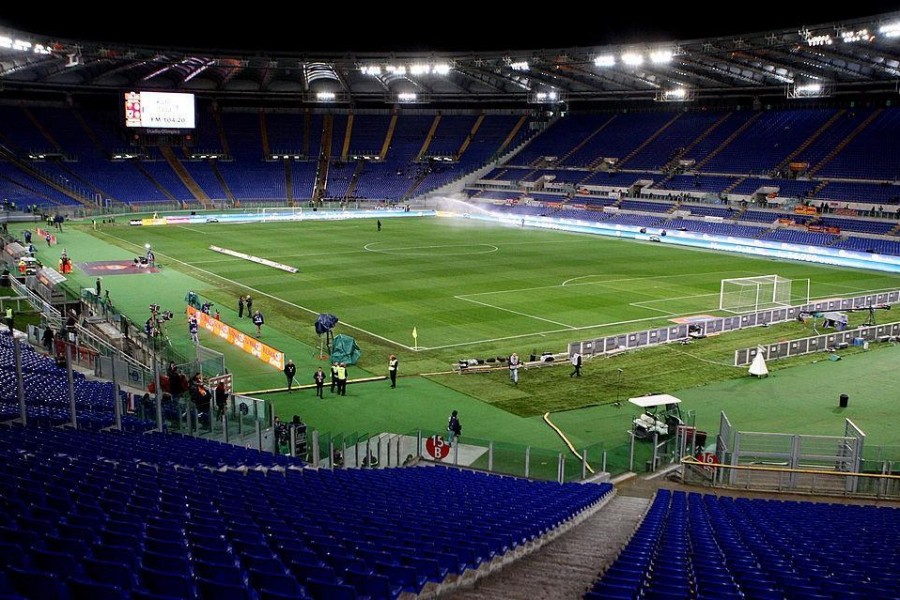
[[1, 11, 900, 105]]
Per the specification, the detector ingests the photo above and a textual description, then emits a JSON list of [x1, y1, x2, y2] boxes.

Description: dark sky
[[2, 4, 899, 54]]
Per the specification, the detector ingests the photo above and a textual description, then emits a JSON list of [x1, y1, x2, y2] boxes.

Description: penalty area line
[[454, 295, 576, 329]]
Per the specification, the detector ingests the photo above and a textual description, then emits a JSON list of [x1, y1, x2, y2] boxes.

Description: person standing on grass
[[330, 362, 339, 394], [284, 359, 297, 393], [388, 354, 398, 388], [508, 352, 520, 385], [570, 351, 582, 377], [252, 310, 264, 337], [245, 294, 253, 315], [314, 367, 325, 398], [447, 410, 462, 447], [336, 362, 348, 396], [238, 295, 245, 319]]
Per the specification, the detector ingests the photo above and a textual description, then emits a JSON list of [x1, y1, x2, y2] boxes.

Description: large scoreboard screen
[[124, 91, 195, 130]]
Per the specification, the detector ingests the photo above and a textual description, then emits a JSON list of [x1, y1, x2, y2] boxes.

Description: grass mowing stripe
[[95, 229, 416, 351]]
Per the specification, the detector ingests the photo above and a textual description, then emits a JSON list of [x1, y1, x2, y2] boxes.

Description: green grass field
[[20, 214, 900, 475]]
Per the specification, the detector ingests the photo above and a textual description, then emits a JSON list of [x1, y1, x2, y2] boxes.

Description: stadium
[[1, 7, 900, 600]]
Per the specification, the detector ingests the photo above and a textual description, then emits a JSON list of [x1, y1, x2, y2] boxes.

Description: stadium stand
[[0, 334, 154, 432], [585, 489, 900, 599], [0, 422, 612, 600]]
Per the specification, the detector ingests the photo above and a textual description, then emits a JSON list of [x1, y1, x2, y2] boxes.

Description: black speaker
[[839, 394, 849, 408]]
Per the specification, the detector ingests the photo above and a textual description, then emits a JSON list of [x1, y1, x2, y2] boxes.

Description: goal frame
[[718, 275, 809, 314]]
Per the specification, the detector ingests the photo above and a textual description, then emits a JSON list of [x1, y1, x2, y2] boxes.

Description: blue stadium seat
[[67, 577, 128, 600], [306, 577, 358, 600]]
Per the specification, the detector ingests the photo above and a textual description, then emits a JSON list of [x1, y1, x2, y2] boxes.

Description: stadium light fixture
[[805, 33, 833, 46], [316, 91, 336, 102], [594, 55, 615, 67], [528, 89, 564, 104], [385, 65, 407, 75], [397, 92, 418, 103], [360, 65, 382, 76], [840, 28, 872, 43], [621, 52, 643, 66], [410, 64, 429, 76], [0, 36, 35, 52], [649, 50, 673, 64], [510, 61, 529, 71], [879, 22, 900, 38], [433, 63, 451, 75], [788, 80, 832, 99], [656, 87, 695, 102]]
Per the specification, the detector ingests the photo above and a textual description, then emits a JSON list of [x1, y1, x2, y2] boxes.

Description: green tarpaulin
[[331, 333, 361, 365]]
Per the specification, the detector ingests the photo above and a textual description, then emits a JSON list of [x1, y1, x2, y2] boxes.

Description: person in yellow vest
[[5, 307, 13, 335], [336, 363, 347, 396], [18, 260, 26, 275]]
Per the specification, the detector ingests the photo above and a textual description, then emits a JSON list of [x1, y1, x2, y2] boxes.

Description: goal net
[[259, 206, 303, 221], [719, 275, 808, 314]]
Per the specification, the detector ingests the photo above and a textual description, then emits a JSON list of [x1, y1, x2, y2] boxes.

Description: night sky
[[1, 4, 899, 54]]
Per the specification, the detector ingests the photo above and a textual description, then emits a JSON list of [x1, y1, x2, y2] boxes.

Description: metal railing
[[681, 456, 900, 499]]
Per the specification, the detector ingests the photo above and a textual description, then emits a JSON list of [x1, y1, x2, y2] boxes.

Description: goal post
[[719, 275, 809, 314], [259, 206, 303, 221]]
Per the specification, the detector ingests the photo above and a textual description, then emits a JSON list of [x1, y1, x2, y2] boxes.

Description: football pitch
[[95, 215, 895, 355]]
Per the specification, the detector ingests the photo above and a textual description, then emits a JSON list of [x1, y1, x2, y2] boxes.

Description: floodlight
[[805, 34, 832, 47], [410, 64, 429, 76], [621, 52, 643, 66], [510, 61, 529, 71], [788, 81, 832, 99], [316, 91, 336, 101], [397, 92, 418, 102], [385, 65, 407, 75], [12, 39, 31, 51], [880, 22, 900, 38], [649, 50, 672, 64], [655, 87, 695, 102], [0, 36, 11, 49], [840, 28, 871, 43], [360, 65, 382, 76], [433, 63, 450, 75], [594, 55, 615, 67]]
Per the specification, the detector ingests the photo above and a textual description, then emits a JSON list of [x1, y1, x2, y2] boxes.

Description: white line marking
[[94, 230, 417, 351], [454, 295, 576, 329], [560, 270, 756, 287], [176, 225, 206, 234], [363, 242, 499, 255], [423, 313, 688, 351], [628, 303, 677, 316]]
